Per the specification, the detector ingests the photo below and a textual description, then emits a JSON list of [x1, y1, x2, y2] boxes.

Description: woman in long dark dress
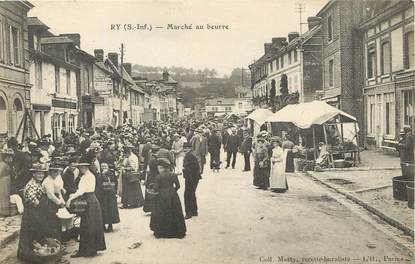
[[17, 164, 58, 262], [121, 147, 144, 208], [66, 162, 106, 258], [99, 162, 120, 232], [253, 138, 270, 190], [143, 151, 158, 213], [150, 158, 186, 239]]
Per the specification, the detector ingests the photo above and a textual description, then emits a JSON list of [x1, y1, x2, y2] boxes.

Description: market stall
[[245, 108, 273, 138], [265, 101, 360, 168]]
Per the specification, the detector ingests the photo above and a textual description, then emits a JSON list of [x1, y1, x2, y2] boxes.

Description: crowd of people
[[0, 116, 297, 261]]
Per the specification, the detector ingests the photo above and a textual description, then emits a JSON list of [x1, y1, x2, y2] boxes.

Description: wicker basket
[[68, 197, 87, 215], [32, 238, 64, 263]]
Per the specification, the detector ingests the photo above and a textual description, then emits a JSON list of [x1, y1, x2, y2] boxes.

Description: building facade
[[205, 97, 235, 116], [39, 35, 80, 140], [250, 19, 323, 110], [234, 85, 253, 115], [93, 50, 134, 128], [359, 0, 414, 149], [318, 0, 366, 142], [0, 1, 33, 139]]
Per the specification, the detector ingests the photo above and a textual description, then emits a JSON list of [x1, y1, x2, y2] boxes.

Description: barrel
[[392, 176, 413, 201]]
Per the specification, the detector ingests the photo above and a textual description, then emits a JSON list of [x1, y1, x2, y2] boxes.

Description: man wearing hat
[[208, 128, 221, 171], [397, 125, 414, 179], [240, 130, 253, 172], [182, 142, 201, 219], [225, 127, 241, 169]]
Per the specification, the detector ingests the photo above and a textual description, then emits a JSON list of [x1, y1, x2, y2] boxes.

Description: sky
[[29, 0, 329, 77]]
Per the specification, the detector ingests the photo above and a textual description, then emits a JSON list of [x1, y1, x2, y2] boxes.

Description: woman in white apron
[[270, 137, 288, 192]]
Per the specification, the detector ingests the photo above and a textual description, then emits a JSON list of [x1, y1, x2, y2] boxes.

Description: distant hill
[[132, 64, 250, 108]]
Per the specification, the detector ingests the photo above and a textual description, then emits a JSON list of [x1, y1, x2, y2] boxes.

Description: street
[[0, 153, 413, 264]]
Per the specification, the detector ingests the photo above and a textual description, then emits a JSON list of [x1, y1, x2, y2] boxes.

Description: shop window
[[404, 31, 414, 69], [69, 114, 75, 133], [384, 93, 395, 136], [376, 94, 382, 134], [52, 114, 60, 140], [402, 90, 413, 128], [367, 95, 376, 135], [381, 41, 390, 75]]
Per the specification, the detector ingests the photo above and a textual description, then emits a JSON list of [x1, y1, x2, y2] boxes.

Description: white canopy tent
[[246, 108, 274, 138], [265, 101, 360, 165], [265, 101, 357, 128]]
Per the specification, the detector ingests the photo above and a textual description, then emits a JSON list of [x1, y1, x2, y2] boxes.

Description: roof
[[246, 108, 274, 125], [105, 59, 135, 85], [358, 0, 412, 30], [94, 61, 113, 75], [76, 49, 95, 61], [317, 0, 336, 17], [265, 101, 357, 128], [267, 25, 322, 62], [27, 17, 49, 29], [29, 50, 79, 71], [41, 36, 74, 45]]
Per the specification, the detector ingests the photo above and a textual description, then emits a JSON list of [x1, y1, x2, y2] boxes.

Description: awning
[[246, 108, 273, 125], [265, 101, 357, 129]]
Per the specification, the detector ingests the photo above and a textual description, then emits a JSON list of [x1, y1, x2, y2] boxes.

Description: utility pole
[[119, 43, 124, 126], [241, 67, 248, 87], [295, 3, 306, 35], [295, 2, 306, 103]]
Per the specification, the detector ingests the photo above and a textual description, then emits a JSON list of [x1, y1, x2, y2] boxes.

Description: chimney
[[108, 52, 118, 68], [307, 16, 322, 30], [271, 37, 287, 48], [162, 71, 169, 81], [60, 33, 80, 47], [288, 32, 300, 42], [123, 63, 132, 75], [264, 43, 272, 54], [94, 49, 104, 62]]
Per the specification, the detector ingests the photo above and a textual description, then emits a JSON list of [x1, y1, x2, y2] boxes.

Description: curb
[[322, 167, 400, 172], [305, 171, 414, 238], [0, 229, 19, 249]]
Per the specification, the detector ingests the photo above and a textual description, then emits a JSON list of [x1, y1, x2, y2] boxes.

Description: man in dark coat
[[208, 129, 221, 170], [182, 142, 201, 219], [225, 128, 240, 169], [240, 131, 253, 172]]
